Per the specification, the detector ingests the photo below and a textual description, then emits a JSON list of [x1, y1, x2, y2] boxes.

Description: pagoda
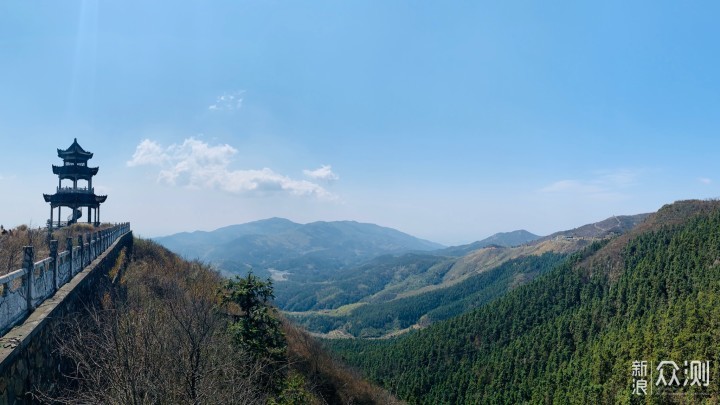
[[43, 139, 107, 229]]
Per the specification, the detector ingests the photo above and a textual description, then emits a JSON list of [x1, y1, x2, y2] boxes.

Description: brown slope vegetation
[[395, 238, 590, 300], [577, 199, 720, 281], [284, 321, 403, 404], [534, 212, 650, 242], [395, 214, 648, 300], [47, 238, 396, 404]]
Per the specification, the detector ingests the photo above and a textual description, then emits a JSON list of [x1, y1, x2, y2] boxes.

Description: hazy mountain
[[437, 229, 541, 257], [154, 218, 444, 274], [153, 217, 300, 260]]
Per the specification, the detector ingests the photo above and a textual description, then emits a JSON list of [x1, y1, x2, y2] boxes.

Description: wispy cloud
[[540, 169, 642, 201], [208, 91, 244, 111], [303, 165, 339, 181], [700, 177, 712, 185], [127, 138, 337, 200]]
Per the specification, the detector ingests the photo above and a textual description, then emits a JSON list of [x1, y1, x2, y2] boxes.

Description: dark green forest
[[291, 253, 566, 338], [328, 201, 720, 404]]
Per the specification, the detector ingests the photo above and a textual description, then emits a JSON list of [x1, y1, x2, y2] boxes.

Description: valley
[[156, 213, 649, 338], [153, 200, 720, 403]]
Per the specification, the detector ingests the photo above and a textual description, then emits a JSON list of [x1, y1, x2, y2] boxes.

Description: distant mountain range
[[156, 214, 653, 338], [281, 212, 652, 337], [154, 218, 444, 273], [437, 230, 541, 257]]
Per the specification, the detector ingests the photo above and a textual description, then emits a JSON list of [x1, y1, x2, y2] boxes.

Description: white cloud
[[700, 177, 712, 185], [208, 91, 244, 111], [303, 165, 339, 181], [126, 139, 169, 167], [128, 137, 336, 200], [540, 169, 641, 201]]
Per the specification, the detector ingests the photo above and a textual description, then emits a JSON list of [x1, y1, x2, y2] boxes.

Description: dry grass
[[0, 223, 115, 276]]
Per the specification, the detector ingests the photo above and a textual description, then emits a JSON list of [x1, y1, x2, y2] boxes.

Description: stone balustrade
[[0, 222, 130, 336]]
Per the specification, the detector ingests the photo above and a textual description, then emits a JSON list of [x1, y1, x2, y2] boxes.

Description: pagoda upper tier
[[57, 138, 93, 163]]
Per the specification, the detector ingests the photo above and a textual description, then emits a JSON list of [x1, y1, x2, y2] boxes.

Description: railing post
[[50, 240, 58, 293], [85, 233, 91, 264], [77, 234, 84, 272], [66, 237, 73, 284], [23, 246, 34, 311]]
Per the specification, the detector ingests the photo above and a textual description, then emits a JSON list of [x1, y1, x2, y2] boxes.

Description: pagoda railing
[[56, 186, 94, 194], [48, 220, 69, 228], [0, 222, 130, 336]]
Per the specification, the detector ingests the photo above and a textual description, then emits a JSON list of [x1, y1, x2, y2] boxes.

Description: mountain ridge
[[282, 212, 652, 337], [435, 229, 541, 257], [154, 218, 445, 274]]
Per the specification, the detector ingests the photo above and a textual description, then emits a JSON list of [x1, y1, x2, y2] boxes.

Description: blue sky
[[1, 1, 719, 245]]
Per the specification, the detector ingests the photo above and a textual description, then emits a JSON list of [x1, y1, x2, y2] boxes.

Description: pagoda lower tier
[[43, 192, 107, 206], [44, 191, 107, 227]]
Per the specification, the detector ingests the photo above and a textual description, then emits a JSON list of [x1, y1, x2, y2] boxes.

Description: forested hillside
[[329, 200, 720, 403], [47, 239, 398, 404]]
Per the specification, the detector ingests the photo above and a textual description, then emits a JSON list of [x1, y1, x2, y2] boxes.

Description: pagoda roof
[[57, 138, 93, 162], [52, 164, 99, 179], [43, 192, 107, 206]]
